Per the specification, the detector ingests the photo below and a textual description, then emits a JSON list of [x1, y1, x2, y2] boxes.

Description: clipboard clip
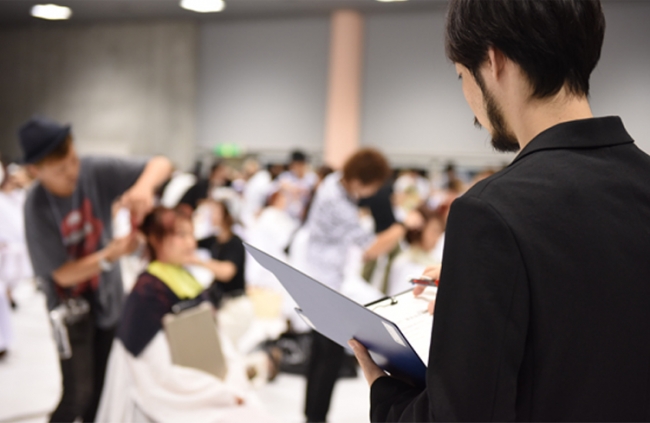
[[364, 295, 398, 308]]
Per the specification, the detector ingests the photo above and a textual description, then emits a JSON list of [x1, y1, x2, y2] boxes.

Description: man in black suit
[[349, 0, 650, 421]]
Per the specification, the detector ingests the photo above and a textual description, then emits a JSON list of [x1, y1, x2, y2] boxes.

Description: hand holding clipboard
[[351, 264, 441, 387]]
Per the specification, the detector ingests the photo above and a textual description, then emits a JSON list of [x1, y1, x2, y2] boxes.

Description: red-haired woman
[[97, 206, 273, 423]]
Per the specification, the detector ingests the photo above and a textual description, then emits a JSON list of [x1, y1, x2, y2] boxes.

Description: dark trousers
[[304, 331, 346, 423], [49, 314, 115, 423]]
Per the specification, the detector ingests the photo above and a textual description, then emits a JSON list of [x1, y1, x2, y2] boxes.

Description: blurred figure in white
[[193, 201, 217, 241], [246, 189, 299, 294], [0, 162, 34, 357], [393, 168, 431, 218], [277, 151, 317, 223], [286, 163, 335, 276], [231, 157, 260, 195], [387, 206, 445, 296], [159, 171, 197, 208], [240, 163, 284, 229], [427, 170, 466, 227], [283, 165, 333, 332], [112, 206, 148, 294], [0, 162, 35, 358], [0, 163, 34, 306]]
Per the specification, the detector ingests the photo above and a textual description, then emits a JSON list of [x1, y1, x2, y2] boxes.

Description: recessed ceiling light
[[31, 4, 73, 20], [180, 0, 226, 13]]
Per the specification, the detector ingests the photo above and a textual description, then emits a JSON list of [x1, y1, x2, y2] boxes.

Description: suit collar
[[512, 116, 634, 164]]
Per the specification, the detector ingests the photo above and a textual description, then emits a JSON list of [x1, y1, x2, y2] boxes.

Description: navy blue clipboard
[[244, 242, 427, 388]]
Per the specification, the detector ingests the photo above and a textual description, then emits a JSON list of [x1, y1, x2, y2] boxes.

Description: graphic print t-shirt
[[25, 156, 145, 329]]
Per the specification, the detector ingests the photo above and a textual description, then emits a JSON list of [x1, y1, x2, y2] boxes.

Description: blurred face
[[210, 165, 229, 184], [455, 63, 519, 153], [290, 161, 307, 179], [269, 164, 285, 179], [420, 218, 444, 251], [346, 179, 381, 200], [154, 219, 196, 266], [211, 202, 225, 228], [243, 160, 259, 179], [29, 146, 80, 197]]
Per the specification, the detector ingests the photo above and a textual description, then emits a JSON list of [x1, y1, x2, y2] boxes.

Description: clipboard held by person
[[244, 242, 434, 387]]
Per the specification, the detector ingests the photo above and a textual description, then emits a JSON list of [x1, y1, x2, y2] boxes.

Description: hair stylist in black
[[191, 200, 245, 303]]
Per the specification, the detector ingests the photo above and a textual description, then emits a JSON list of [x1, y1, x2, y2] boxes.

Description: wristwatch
[[99, 257, 114, 272]]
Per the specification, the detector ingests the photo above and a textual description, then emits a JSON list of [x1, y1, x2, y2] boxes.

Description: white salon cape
[[96, 331, 275, 423], [0, 189, 32, 352], [0, 189, 33, 288]]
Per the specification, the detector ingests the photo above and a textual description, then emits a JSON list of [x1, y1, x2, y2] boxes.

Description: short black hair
[[290, 150, 307, 163], [36, 135, 73, 166], [446, 0, 605, 99], [210, 160, 224, 175]]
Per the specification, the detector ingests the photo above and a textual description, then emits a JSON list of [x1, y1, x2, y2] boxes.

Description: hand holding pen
[[410, 277, 439, 288], [410, 264, 441, 315]]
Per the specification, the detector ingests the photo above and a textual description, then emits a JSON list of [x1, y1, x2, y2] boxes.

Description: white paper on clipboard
[[366, 288, 436, 364]]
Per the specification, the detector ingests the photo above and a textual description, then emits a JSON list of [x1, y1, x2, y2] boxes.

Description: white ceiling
[[0, 0, 448, 24]]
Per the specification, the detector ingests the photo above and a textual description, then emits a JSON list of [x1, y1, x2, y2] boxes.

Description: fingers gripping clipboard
[[244, 243, 434, 387]]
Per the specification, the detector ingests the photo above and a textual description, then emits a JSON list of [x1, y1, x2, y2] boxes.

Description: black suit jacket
[[371, 117, 650, 422]]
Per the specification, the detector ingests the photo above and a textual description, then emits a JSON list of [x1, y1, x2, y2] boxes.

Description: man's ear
[[486, 46, 508, 81]]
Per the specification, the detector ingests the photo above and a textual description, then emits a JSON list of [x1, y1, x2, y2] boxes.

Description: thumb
[[348, 339, 386, 386], [349, 339, 368, 357], [116, 194, 129, 209], [412, 285, 426, 296], [348, 339, 374, 370]]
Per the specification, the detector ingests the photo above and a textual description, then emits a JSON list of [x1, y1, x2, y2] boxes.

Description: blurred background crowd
[[0, 141, 498, 422], [1, 0, 648, 421]]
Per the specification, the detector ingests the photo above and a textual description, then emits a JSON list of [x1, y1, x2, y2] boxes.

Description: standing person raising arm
[[20, 116, 172, 423], [303, 148, 420, 423]]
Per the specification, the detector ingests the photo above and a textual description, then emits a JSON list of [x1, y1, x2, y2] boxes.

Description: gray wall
[[362, 10, 511, 168], [361, 1, 650, 167], [591, 0, 650, 152], [0, 21, 197, 169], [197, 17, 330, 157], [1, 1, 648, 169]]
